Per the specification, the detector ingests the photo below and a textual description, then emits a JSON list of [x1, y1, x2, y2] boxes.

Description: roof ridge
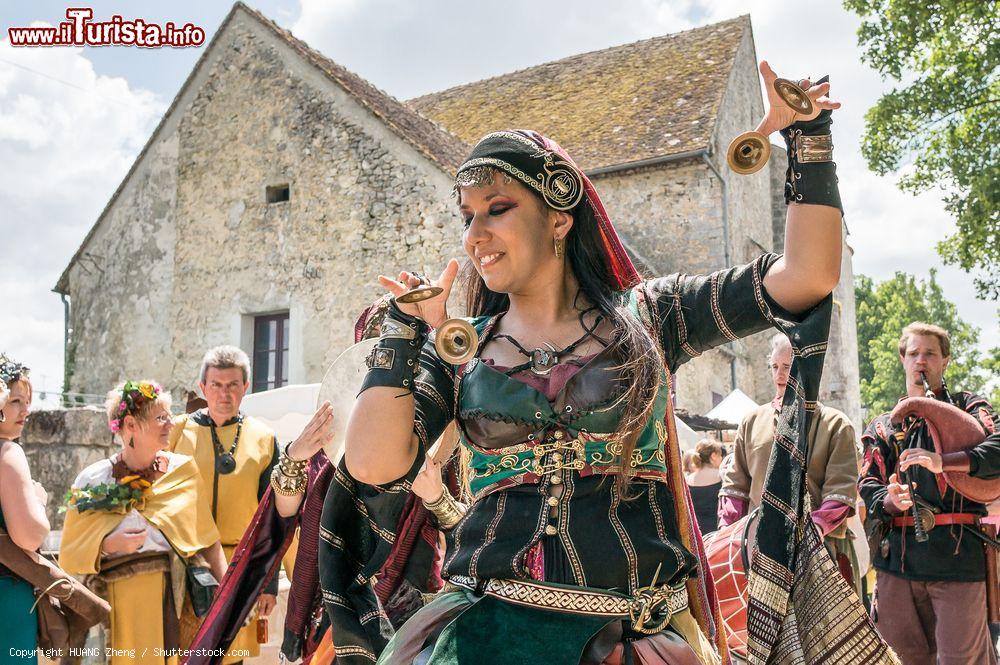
[[409, 14, 749, 105], [234, 2, 467, 170], [56, 1, 470, 293], [55, 3, 246, 293]]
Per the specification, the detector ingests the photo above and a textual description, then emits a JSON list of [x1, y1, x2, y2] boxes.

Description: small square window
[[266, 184, 290, 203]]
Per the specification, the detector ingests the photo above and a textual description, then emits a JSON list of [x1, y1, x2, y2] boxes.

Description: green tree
[[855, 270, 986, 419], [844, 0, 1000, 299], [984, 345, 1000, 407]]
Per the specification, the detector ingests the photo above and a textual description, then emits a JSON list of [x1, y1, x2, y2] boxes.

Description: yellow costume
[[170, 410, 278, 661], [60, 453, 219, 665]]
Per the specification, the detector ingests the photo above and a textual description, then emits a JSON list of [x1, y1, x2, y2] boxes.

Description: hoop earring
[[554, 236, 565, 260]]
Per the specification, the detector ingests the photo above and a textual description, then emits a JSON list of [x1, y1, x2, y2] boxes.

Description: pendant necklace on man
[[211, 418, 243, 474]]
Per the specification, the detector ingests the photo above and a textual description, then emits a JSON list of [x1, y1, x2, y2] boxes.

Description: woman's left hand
[[411, 453, 445, 503], [286, 401, 335, 462], [756, 60, 841, 136]]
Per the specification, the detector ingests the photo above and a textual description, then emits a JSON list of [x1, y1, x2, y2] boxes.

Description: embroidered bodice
[[406, 254, 784, 591]]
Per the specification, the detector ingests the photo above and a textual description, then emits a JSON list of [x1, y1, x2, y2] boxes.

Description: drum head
[[317, 338, 377, 464]]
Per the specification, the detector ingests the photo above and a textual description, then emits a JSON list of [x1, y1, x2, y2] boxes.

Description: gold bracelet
[[270, 466, 306, 496], [280, 443, 309, 475], [422, 491, 467, 530]]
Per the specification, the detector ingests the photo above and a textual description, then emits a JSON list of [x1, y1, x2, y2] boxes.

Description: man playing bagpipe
[[860, 321, 1000, 665]]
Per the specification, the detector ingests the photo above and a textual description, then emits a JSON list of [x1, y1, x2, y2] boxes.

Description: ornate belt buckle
[[628, 587, 673, 635], [627, 563, 677, 635], [916, 506, 936, 533]]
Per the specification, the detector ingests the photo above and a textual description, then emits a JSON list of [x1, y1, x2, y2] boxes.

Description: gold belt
[[449, 575, 689, 634]]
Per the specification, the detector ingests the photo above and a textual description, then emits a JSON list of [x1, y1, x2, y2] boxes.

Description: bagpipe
[[890, 372, 1000, 622]]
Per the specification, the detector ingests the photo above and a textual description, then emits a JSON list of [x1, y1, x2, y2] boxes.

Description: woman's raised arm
[[754, 61, 844, 314], [344, 261, 460, 486]]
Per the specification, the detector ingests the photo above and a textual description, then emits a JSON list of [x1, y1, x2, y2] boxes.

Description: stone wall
[[63, 133, 179, 402], [167, 17, 461, 391], [65, 12, 462, 399], [19, 408, 111, 530], [710, 27, 774, 408]]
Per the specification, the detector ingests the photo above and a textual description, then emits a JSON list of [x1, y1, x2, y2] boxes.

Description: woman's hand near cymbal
[[377, 259, 460, 329], [756, 60, 842, 137]]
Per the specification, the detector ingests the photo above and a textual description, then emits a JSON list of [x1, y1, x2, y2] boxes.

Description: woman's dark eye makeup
[[462, 202, 514, 227]]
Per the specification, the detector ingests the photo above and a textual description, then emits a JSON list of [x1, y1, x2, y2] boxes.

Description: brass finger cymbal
[[773, 78, 813, 115], [396, 285, 443, 304], [434, 318, 478, 365], [726, 131, 771, 175]]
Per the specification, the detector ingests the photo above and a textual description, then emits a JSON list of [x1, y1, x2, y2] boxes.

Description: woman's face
[[124, 403, 173, 455], [0, 380, 31, 440], [710, 450, 724, 468], [459, 173, 562, 295]]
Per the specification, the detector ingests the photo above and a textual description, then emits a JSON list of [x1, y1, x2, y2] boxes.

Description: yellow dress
[[170, 411, 277, 662], [60, 453, 220, 665]]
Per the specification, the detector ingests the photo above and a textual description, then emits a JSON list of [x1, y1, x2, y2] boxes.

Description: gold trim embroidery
[[469, 491, 507, 578], [710, 272, 738, 342], [610, 481, 639, 591], [559, 470, 587, 586]]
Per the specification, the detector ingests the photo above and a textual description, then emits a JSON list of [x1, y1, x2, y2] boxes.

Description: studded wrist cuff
[[779, 76, 842, 212], [359, 301, 430, 395]]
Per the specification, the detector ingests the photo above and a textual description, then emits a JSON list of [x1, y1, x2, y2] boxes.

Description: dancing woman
[[283, 59, 861, 665]]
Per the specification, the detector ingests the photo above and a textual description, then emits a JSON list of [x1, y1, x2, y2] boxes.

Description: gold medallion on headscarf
[[539, 154, 584, 211]]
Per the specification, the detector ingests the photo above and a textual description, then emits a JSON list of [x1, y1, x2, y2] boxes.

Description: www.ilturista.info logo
[[8, 8, 206, 48]]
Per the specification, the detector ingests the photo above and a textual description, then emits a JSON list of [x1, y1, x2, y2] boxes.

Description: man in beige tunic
[[719, 333, 862, 592]]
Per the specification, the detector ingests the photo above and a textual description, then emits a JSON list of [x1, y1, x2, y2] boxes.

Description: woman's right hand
[[377, 259, 460, 329], [286, 401, 335, 462], [101, 528, 146, 556]]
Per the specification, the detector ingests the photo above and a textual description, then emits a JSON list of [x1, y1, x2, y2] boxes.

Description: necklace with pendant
[[494, 310, 606, 376], [210, 416, 243, 475]]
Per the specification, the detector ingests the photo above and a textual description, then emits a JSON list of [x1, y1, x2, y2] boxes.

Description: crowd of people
[[683, 323, 1000, 663], [1, 61, 998, 665], [0, 347, 313, 664]]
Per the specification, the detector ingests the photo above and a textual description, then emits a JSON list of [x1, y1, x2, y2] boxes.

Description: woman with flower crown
[[60, 380, 227, 664], [0, 355, 50, 661]]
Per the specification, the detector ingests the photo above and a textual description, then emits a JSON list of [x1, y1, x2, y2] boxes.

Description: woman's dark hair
[[460, 173, 663, 490]]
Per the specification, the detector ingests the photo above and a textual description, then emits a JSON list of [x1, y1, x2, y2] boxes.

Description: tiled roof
[[410, 16, 750, 172], [237, 3, 468, 173]]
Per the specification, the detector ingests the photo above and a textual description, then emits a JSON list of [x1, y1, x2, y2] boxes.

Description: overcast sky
[[1, 0, 996, 403]]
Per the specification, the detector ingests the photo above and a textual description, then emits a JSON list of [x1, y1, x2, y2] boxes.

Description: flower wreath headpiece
[[0, 353, 30, 386], [110, 380, 162, 434]]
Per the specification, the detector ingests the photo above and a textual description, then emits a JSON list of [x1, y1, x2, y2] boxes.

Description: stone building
[[54, 3, 861, 428]]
